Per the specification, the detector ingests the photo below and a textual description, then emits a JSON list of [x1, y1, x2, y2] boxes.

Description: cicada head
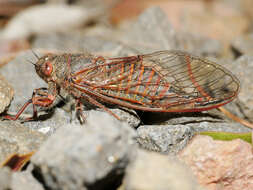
[[35, 53, 58, 82]]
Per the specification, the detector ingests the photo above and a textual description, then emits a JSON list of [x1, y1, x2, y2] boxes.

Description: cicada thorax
[[49, 53, 92, 85], [69, 54, 95, 74]]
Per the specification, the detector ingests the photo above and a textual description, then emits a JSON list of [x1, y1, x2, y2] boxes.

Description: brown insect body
[[3, 50, 240, 122]]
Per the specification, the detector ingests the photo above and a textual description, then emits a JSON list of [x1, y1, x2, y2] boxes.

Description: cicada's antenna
[[31, 49, 40, 60], [26, 59, 36, 66]]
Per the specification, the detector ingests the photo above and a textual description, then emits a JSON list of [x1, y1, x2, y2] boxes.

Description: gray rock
[[123, 149, 204, 190], [120, 6, 222, 58], [188, 121, 251, 133], [231, 33, 253, 56], [0, 51, 46, 114], [32, 33, 138, 57], [23, 108, 140, 135], [121, 6, 179, 53], [223, 55, 253, 122], [23, 108, 75, 135], [177, 32, 223, 58], [1, 4, 106, 39], [137, 125, 194, 154], [0, 168, 45, 190], [11, 171, 45, 190], [31, 112, 137, 190], [162, 112, 250, 133], [139, 111, 222, 125], [0, 74, 14, 114], [136, 115, 250, 154], [0, 121, 46, 163], [0, 167, 12, 190], [109, 108, 140, 128]]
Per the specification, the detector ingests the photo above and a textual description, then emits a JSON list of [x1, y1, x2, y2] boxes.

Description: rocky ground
[[0, 0, 253, 189]]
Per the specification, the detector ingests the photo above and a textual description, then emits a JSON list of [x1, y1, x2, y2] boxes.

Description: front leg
[[3, 82, 58, 121], [27, 87, 56, 121]]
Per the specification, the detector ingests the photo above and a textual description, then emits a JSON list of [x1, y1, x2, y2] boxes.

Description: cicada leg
[[2, 99, 33, 121], [80, 93, 120, 120], [2, 87, 56, 121], [75, 98, 86, 124]]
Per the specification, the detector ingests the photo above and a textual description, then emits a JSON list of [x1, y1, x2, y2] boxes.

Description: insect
[[3, 50, 240, 122]]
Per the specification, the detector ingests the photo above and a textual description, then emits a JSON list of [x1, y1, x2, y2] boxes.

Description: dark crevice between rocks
[[235, 101, 252, 122], [231, 46, 242, 59], [31, 164, 125, 190], [85, 169, 125, 190], [31, 166, 53, 190], [137, 111, 223, 125], [177, 119, 225, 125]]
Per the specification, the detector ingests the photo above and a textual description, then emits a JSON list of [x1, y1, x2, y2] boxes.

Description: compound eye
[[43, 62, 53, 76]]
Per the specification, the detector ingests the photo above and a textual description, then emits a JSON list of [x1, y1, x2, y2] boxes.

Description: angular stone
[[179, 135, 253, 190], [223, 55, 253, 122], [32, 33, 138, 57], [12, 171, 45, 190], [0, 167, 12, 189], [31, 112, 137, 190], [0, 74, 14, 114], [0, 51, 46, 114], [123, 149, 204, 190], [136, 125, 194, 154], [231, 34, 253, 56], [121, 6, 179, 53], [1, 4, 105, 39], [0, 121, 46, 164]]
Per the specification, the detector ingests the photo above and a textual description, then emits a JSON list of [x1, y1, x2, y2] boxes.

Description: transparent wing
[[71, 50, 240, 112]]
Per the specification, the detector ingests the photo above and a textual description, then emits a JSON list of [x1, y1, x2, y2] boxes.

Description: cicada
[[3, 50, 240, 122]]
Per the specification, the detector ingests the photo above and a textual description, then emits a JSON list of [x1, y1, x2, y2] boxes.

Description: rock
[[140, 111, 222, 125], [231, 34, 253, 57], [31, 112, 137, 190], [0, 167, 45, 190], [187, 121, 250, 133], [109, 109, 140, 128], [0, 38, 30, 66], [32, 33, 138, 57], [136, 125, 194, 154], [177, 32, 223, 58], [23, 108, 75, 135], [24, 108, 140, 135], [34, 6, 223, 59], [176, 1, 248, 44], [123, 149, 204, 190], [223, 55, 253, 122], [1, 4, 105, 39], [11, 171, 45, 190], [237, 0, 253, 21], [0, 0, 37, 17], [179, 135, 253, 190], [0, 51, 46, 114], [0, 121, 46, 164], [0, 167, 12, 189], [121, 6, 179, 53], [0, 74, 14, 114], [140, 111, 250, 133]]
